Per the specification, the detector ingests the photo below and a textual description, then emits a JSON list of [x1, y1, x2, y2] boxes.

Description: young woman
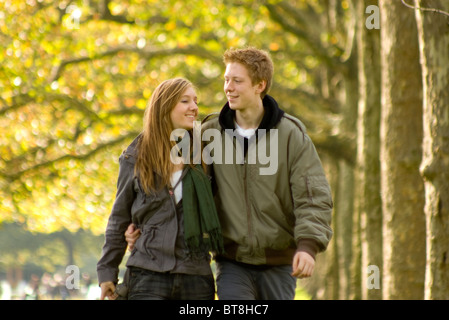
[[97, 78, 223, 300]]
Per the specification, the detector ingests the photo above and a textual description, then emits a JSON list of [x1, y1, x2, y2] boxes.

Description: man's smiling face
[[224, 62, 265, 111]]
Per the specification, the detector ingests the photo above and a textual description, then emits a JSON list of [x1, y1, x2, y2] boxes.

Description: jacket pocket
[[305, 175, 333, 208], [132, 178, 166, 225], [135, 227, 158, 260]]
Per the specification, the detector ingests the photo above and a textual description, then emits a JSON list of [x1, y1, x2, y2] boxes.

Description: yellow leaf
[[165, 21, 176, 31], [269, 42, 280, 51], [136, 98, 146, 109]]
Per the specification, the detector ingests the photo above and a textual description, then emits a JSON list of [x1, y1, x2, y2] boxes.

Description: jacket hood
[[218, 95, 285, 132]]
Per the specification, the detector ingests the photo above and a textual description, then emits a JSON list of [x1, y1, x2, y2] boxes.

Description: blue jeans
[[216, 260, 296, 300], [128, 267, 215, 300]]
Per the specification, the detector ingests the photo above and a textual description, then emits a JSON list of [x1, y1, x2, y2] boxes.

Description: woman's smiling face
[[170, 86, 199, 130]]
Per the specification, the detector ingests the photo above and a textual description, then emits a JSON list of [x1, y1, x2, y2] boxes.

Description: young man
[[201, 47, 333, 299]]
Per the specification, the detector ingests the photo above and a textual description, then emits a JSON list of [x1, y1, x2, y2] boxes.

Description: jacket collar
[[218, 94, 284, 132]]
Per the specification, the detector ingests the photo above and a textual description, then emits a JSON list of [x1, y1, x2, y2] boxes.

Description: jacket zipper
[[243, 156, 254, 253]]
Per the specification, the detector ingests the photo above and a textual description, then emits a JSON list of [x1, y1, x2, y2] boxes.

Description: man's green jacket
[[202, 95, 333, 266]]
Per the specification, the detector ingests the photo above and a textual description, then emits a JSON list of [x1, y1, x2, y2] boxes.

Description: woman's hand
[[100, 281, 117, 300]]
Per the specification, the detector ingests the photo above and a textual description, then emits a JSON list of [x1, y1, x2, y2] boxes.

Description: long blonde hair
[[135, 78, 194, 194]]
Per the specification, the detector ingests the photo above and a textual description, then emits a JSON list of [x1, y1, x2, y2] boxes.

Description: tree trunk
[[379, 1, 426, 299], [324, 157, 340, 300], [335, 52, 358, 300], [335, 160, 355, 299], [356, 0, 382, 300], [414, 0, 449, 300]]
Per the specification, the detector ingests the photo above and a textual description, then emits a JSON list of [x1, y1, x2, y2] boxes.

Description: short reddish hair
[[223, 47, 273, 98]]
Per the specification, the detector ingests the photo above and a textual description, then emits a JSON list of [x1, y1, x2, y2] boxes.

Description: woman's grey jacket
[[97, 136, 211, 285]]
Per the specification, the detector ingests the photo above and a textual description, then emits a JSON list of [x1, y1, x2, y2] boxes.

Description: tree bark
[[356, 0, 382, 300], [414, 0, 449, 300], [335, 51, 358, 300], [336, 160, 355, 299], [379, 1, 426, 299]]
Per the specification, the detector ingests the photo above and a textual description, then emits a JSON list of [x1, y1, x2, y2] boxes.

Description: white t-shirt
[[170, 170, 183, 204], [235, 121, 256, 139]]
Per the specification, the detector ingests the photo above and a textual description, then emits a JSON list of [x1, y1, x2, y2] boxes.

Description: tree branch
[[264, 2, 344, 72], [50, 45, 221, 82], [0, 131, 140, 180], [401, 0, 449, 18], [313, 132, 356, 166], [0, 94, 34, 116], [49, 47, 124, 82], [272, 84, 340, 114]]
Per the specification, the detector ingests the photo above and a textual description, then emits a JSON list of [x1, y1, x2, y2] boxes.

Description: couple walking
[[97, 47, 333, 300]]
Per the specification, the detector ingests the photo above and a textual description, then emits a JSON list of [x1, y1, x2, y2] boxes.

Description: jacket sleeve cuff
[[97, 268, 119, 286], [296, 239, 320, 260]]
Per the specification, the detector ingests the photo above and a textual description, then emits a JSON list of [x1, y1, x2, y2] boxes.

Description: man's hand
[[125, 223, 141, 251], [100, 281, 117, 300], [292, 251, 315, 279]]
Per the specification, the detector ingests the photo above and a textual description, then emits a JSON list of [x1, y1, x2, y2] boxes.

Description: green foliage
[[295, 283, 312, 300], [0, 223, 103, 276], [0, 0, 351, 234]]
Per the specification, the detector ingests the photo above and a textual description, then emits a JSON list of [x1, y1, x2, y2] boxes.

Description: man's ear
[[256, 80, 267, 95]]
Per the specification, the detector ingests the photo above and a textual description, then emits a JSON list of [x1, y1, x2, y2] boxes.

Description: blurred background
[[1, 0, 448, 300]]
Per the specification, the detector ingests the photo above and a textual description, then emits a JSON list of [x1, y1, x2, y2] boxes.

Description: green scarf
[[182, 164, 224, 255]]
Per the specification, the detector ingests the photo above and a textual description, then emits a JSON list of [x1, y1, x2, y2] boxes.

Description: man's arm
[[125, 223, 141, 251], [288, 128, 333, 276]]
